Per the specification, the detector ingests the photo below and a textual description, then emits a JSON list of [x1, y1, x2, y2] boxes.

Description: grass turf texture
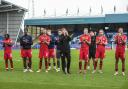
[[0, 49, 128, 89]]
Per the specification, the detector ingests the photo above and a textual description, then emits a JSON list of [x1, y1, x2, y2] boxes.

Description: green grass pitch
[[0, 49, 128, 89]]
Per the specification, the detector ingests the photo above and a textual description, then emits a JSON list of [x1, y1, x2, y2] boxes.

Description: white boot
[[36, 69, 41, 73], [23, 69, 28, 72], [98, 70, 103, 74], [87, 66, 90, 70], [54, 66, 56, 70], [92, 70, 96, 74], [114, 71, 118, 76], [45, 70, 48, 73], [48, 66, 51, 70], [28, 69, 34, 72], [122, 72, 125, 76], [56, 68, 60, 72]]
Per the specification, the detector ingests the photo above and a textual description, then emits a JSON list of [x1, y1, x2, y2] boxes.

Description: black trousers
[[61, 50, 71, 73]]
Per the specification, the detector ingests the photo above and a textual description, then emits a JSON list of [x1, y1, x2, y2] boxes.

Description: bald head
[[84, 28, 88, 34], [99, 29, 104, 36], [47, 29, 51, 35], [42, 28, 47, 34], [118, 27, 123, 34]]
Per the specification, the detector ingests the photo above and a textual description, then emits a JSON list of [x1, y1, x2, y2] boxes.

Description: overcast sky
[[6, 0, 128, 18]]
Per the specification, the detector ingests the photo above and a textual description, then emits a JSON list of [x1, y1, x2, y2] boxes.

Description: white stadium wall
[[0, 0, 27, 43], [0, 11, 25, 41]]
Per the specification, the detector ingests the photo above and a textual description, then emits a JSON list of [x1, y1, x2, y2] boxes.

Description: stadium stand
[[0, 0, 27, 42], [24, 14, 128, 49]]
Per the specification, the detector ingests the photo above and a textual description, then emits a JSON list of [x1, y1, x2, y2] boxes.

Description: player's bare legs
[[23, 58, 28, 72], [84, 60, 88, 74], [37, 58, 48, 73], [48, 58, 51, 70], [99, 59, 103, 73], [5, 59, 8, 71], [114, 58, 119, 75], [28, 58, 33, 72], [79, 60, 82, 73], [92, 58, 98, 73], [53, 58, 56, 70], [87, 58, 95, 70], [37, 58, 43, 72], [9, 59, 13, 71], [45, 58, 48, 73], [5, 59, 13, 71], [121, 58, 125, 76], [87, 59, 90, 70], [48, 57, 56, 70]]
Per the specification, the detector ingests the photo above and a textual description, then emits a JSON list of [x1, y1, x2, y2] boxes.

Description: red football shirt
[[96, 35, 107, 46], [114, 34, 127, 49], [114, 34, 127, 45], [3, 38, 12, 53], [39, 34, 50, 50], [80, 34, 91, 49]]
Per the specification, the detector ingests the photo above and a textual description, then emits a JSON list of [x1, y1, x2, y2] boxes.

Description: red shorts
[[4, 52, 12, 60], [48, 49, 55, 58], [79, 48, 89, 61], [95, 46, 105, 59], [39, 48, 49, 59], [115, 46, 125, 60], [21, 49, 32, 58]]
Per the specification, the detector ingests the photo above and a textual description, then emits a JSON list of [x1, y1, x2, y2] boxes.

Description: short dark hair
[[118, 27, 123, 29], [4, 34, 10, 38]]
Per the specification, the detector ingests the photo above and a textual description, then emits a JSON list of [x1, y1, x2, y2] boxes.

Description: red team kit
[[1, 28, 128, 76]]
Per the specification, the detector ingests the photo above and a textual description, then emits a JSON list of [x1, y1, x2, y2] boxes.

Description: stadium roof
[[24, 13, 128, 25], [0, 0, 27, 42], [0, 0, 27, 13]]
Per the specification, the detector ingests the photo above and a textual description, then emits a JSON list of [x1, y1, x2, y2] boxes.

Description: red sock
[[79, 62, 82, 70], [39, 59, 42, 69], [115, 59, 119, 72], [5, 59, 8, 69], [99, 61, 103, 70], [122, 59, 125, 72], [115, 65, 118, 71], [84, 62, 87, 70], [10, 59, 13, 69], [122, 66, 125, 72], [94, 61, 97, 70], [45, 59, 48, 70]]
